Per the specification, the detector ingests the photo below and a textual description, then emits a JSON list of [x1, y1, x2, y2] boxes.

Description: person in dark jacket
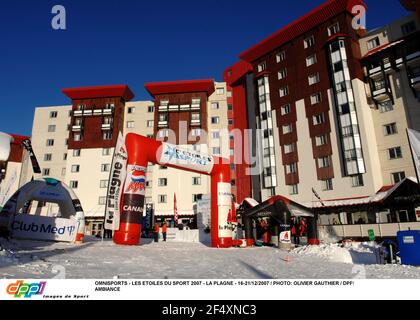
[[154, 223, 160, 243], [291, 219, 301, 245]]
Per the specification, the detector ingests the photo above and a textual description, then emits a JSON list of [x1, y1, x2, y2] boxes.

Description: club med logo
[[6, 280, 46, 298]]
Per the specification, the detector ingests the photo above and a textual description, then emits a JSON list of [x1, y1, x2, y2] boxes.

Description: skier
[[154, 222, 160, 243], [291, 219, 301, 246], [162, 222, 168, 242]]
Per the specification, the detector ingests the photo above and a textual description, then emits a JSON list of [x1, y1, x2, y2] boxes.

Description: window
[[276, 51, 286, 63], [63, 153, 67, 160], [278, 68, 287, 80], [147, 106, 155, 113], [279, 86, 289, 97], [193, 144, 201, 152], [388, 147, 402, 159], [281, 104, 291, 115], [44, 154, 52, 161], [192, 177, 201, 186], [212, 147, 221, 155], [128, 107, 136, 114], [304, 36, 315, 49], [228, 119, 234, 125], [257, 62, 266, 72], [228, 104, 233, 111], [313, 113, 325, 125], [216, 88, 225, 95], [308, 73, 320, 85], [310, 92, 322, 105], [98, 197, 107, 205], [61, 168, 66, 176], [212, 131, 220, 139], [147, 120, 154, 128], [46, 139, 54, 147], [146, 180, 152, 188], [69, 181, 78, 189], [211, 102, 219, 110], [392, 171, 405, 183], [306, 54, 317, 67], [191, 194, 200, 203], [42, 168, 50, 176], [328, 23, 340, 36], [282, 124, 293, 134], [211, 117, 220, 124], [50, 111, 58, 118], [158, 178, 168, 187], [315, 135, 327, 146], [70, 165, 80, 173], [101, 164, 111, 172], [284, 144, 294, 154], [286, 163, 297, 174], [367, 37, 380, 50], [321, 179, 333, 191], [383, 123, 397, 136], [73, 149, 81, 157], [192, 98, 201, 105], [160, 100, 169, 106], [74, 133, 82, 141], [126, 121, 135, 128], [103, 117, 113, 125], [191, 129, 201, 137], [289, 184, 299, 195], [159, 166, 168, 170], [158, 195, 167, 203], [401, 21, 416, 35], [100, 180, 108, 189], [103, 132, 112, 140], [191, 113, 201, 121], [317, 156, 331, 168], [147, 134, 154, 139], [379, 100, 393, 113], [352, 174, 364, 187], [102, 148, 112, 156], [48, 125, 56, 132]]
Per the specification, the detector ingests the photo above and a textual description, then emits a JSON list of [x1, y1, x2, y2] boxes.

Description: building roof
[[62, 85, 135, 101], [144, 79, 215, 97], [400, 0, 417, 11], [239, 0, 366, 62], [224, 61, 254, 86], [10, 134, 29, 145], [362, 39, 405, 59]]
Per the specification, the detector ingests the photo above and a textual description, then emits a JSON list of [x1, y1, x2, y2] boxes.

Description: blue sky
[[0, 0, 408, 136]]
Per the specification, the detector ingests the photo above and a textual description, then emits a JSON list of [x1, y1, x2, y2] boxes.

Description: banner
[[0, 132, 12, 162], [22, 139, 41, 174], [11, 214, 77, 242], [105, 132, 127, 231], [407, 129, 420, 182]]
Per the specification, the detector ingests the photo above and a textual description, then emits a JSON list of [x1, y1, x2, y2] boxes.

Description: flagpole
[[406, 129, 420, 191]]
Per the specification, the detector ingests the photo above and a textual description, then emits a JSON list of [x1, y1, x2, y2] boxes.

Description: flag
[[0, 132, 12, 162], [407, 129, 420, 183], [312, 188, 325, 207], [0, 169, 17, 207], [174, 193, 178, 225], [104, 132, 128, 231], [21, 139, 41, 174]]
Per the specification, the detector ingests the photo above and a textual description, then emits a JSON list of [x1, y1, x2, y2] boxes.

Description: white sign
[[0, 132, 12, 162], [11, 215, 77, 242], [280, 231, 291, 244], [105, 133, 127, 230], [159, 143, 214, 174], [407, 129, 420, 182]]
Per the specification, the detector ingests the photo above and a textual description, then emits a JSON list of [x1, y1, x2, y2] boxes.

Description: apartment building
[[27, 81, 229, 233], [360, 13, 420, 185]]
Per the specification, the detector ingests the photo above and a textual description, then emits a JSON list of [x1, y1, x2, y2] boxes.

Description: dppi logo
[[6, 280, 46, 298], [126, 170, 146, 194]]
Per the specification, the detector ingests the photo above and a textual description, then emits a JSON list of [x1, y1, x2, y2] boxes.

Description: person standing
[[291, 219, 301, 246], [154, 222, 160, 243], [162, 222, 168, 242]]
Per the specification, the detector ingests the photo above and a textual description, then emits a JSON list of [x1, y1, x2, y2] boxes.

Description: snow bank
[[318, 226, 342, 243], [293, 242, 383, 265]]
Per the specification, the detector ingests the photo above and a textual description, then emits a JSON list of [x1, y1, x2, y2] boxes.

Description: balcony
[[73, 110, 84, 117], [158, 105, 168, 112], [180, 104, 190, 111], [168, 105, 179, 112], [72, 125, 83, 132], [93, 109, 103, 116], [410, 73, 420, 90], [158, 121, 168, 128], [83, 110, 93, 116], [101, 123, 113, 131], [190, 119, 201, 126], [406, 51, 420, 66], [191, 104, 201, 110]]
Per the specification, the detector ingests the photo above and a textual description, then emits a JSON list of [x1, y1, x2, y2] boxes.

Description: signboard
[[280, 231, 291, 244], [217, 183, 231, 206], [105, 133, 128, 230], [11, 215, 78, 242], [159, 143, 214, 174], [368, 229, 376, 242]]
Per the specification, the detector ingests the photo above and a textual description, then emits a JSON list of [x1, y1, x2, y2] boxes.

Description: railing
[[319, 222, 420, 239]]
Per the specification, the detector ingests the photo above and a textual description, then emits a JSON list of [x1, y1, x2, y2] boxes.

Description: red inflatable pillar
[[210, 162, 232, 248]]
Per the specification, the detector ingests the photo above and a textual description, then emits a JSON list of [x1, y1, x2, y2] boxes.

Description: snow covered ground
[[1, 237, 420, 279]]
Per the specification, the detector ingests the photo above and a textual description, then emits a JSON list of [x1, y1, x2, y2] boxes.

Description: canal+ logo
[[6, 280, 46, 298]]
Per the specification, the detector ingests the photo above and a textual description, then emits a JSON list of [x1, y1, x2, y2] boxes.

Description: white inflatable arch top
[[0, 178, 85, 243], [0, 132, 13, 162]]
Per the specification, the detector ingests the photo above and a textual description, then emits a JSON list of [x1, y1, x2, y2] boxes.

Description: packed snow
[[1, 237, 420, 279]]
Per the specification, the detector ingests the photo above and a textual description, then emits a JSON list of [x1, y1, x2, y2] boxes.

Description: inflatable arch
[[0, 178, 85, 243], [114, 133, 233, 248]]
